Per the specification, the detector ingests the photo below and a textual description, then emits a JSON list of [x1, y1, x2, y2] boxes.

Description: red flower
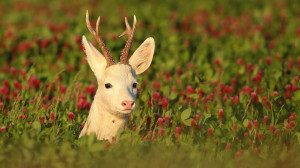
[[186, 85, 195, 94], [251, 92, 258, 102], [285, 124, 291, 132], [266, 57, 271, 65], [175, 127, 181, 134], [158, 118, 163, 127], [41, 39, 51, 48], [153, 92, 160, 101], [190, 119, 196, 128], [132, 124, 136, 131], [1, 126, 6, 132], [207, 128, 213, 137], [10, 67, 16, 76], [263, 116, 268, 125], [286, 84, 291, 91], [50, 111, 55, 122], [161, 97, 169, 109], [258, 133, 263, 141], [254, 120, 259, 128], [215, 58, 221, 66], [247, 121, 252, 130], [233, 124, 237, 133], [40, 115, 45, 124], [5, 29, 13, 39], [68, 112, 74, 122], [105, 142, 110, 149], [195, 114, 201, 122], [237, 58, 244, 66], [294, 76, 298, 83], [225, 143, 231, 152], [292, 85, 298, 92], [197, 124, 202, 131], [74, 35, 81, 43], [174, 127, 181, 140], [269, 124, 274, 132], [158, 128, 165, 136], [297, 27, 300, 36], [153, 82, 160, 90], [218, 109, 224, 120]]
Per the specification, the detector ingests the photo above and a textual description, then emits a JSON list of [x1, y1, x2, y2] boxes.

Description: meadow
[[0, 0, 300, 167]]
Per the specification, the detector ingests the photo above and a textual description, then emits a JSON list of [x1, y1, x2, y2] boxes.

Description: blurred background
[[1, 0, 300, 75], [1, 0, 300, 69]]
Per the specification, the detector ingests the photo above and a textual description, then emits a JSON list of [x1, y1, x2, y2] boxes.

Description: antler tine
[[85, 10, 115, 67], [119, 17, 131, 38], [120, 15, 137, 64], [96, 16, 101, 37], [85, 11, 96, 36]]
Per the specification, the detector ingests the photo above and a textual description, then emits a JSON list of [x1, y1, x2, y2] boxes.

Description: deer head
[[80, 11, 154, 140]]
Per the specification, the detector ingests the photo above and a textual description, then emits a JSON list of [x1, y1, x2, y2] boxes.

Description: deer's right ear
[[129, 37, 155, 75], [82, 35, 107, 73]]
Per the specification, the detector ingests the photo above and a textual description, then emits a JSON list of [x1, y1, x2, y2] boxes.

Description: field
[[1, 0, 300, 167]]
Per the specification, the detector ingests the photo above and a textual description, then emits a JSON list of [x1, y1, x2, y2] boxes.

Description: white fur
[[79, 35, 155, 141], [129, 37, 155, 75]]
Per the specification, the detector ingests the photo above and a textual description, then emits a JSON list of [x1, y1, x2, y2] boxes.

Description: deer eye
[[105, 83, 112, 89], [133, 83, 137, 88]]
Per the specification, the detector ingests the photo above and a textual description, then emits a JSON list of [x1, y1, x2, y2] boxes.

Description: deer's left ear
[[129, 37, 155, 75]]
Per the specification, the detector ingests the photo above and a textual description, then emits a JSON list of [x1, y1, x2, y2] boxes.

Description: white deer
[[79, 11, 155, 141]]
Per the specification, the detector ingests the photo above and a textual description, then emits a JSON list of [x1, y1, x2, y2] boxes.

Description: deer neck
[[87, 90, 129, 141]]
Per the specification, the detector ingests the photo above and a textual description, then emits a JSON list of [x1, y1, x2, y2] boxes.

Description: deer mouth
[[118, 108, 134, 114], [109, 106, 134, 114], [107, 107, 133, 118]]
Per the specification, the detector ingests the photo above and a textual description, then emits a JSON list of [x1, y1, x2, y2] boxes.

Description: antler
[[86, 10, 115, 67], [119, 15, 137, 64]]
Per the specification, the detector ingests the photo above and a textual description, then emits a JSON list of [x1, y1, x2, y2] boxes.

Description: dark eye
[[105, 83, 112, 89], [133, 83, 137, 88]]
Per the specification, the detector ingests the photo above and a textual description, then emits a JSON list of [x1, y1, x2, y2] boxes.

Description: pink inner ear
[[128, 37, 154, 75]]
